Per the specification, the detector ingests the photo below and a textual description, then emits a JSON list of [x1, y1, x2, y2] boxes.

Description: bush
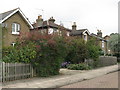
[[67, 63, 91, 70], [65, 37, 88, 64], [2, 32, 101, 76], [106, 54, 112, 56], [2, 42, 37, 63], [3, 32, 68, 77], [32, 34, 68, 76], [86, 38, 100, 61], [88, 59, 100, 69]]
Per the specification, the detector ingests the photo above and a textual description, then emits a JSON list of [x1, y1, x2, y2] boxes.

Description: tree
[[108, 33, 120, 56], [86, 37, 100, 60], [65, 37, 88, 64]]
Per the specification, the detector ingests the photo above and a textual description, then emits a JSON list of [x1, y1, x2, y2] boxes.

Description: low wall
[[98, 56, 117, 67], [86, 56, 117, 68]]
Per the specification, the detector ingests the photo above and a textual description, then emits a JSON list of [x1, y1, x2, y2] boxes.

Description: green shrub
[[2, 32, 101, 76], [33, 34, 68, 77], [3, 32, 67, 77], [67, 63, 91, 70], [65, 37, 88, 64], [86, 38, 100, 61], [106, 54, 112, 56], [88, 60, 100, 69], [2, 42, 37, 63]]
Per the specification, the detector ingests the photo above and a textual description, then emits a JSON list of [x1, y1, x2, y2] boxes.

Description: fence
[[0, 62, 34, 82]]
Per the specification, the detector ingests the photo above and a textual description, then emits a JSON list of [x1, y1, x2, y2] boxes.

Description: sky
[[0, 0, 119, 36]]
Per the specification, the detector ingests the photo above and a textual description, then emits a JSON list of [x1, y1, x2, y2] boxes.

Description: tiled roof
[[90, 33, 107, 41], [70, 29, 88, 36], [33, 20, 71, 31], [0, 8, 18, 20]]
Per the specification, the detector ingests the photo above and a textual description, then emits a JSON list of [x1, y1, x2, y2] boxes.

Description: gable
[[0, 8, 17, 21], [0, 8, 33, 29], [82, 30, 90, 35]]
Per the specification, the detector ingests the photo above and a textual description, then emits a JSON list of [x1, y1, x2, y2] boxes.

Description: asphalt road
[[61, 71, 119, 88]]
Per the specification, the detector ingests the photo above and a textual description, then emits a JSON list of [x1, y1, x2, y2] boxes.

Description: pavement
[[1, 64, 119, 88]]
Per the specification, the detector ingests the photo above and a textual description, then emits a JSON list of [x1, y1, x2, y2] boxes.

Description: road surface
[[61, 71, 119, 88]]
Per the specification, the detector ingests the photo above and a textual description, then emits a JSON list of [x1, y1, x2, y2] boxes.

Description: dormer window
[[12, 23, 20, 34]]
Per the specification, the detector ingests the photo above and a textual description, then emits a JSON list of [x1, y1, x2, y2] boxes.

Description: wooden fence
[[0, 62, 34, 82]]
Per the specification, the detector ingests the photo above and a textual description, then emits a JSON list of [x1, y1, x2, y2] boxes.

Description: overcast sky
[[0, 0, 119, 36]]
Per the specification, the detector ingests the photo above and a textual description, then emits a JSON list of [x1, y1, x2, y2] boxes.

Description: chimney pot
[[72, 22, 77, 31], [73, 22, 76, 25], [38, 15, 42, 19], [36, 15, 43, 27], [97, 29, 102, 37], [48, 16, 55, 23]]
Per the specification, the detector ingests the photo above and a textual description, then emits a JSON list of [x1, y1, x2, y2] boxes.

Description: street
[[61, 71, 119, 88]]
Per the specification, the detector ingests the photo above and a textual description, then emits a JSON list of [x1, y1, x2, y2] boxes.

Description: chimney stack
[[48, 17, 55, 23], [97, 30, 102, 37], [36, 15, 43, 27], [72, 22, 77, 31]]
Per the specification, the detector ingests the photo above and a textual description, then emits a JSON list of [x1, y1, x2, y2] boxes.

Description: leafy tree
[[86, 38, 100, 61], [65, 37, 88, 64], [108, 33, 120, 56]]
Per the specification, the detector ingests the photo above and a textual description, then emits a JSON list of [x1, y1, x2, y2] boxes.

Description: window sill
[[12, 32, 20, 35]]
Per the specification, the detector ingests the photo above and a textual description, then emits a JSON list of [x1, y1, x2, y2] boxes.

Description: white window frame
[[11, 42, 16, 47], [67, 32, 70, 36], [48, 28, 53, 34], [59, 31, 62, 36], [12, 23, 20, 34], [84, 33, 87, 41], [102, 41, 104, 48]]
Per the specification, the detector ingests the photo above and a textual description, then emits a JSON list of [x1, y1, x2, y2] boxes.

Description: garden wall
[[86, 56, 117, 68], [98, 56, 117, 67]]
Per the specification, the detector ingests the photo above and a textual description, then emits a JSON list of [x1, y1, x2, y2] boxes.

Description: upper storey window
[[12, 23, 20, 34], [84, 33, 87, 41]]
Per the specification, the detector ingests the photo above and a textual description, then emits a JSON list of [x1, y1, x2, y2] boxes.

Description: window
[[67, 32, 70, 36], [11, 42, 16, 47], [53, 29, 59, 35], [48, 28, 53, 34], [84, 33, 87, 41], [12, 23, 20, 34], [59, 31, 62, 36], [102, 41, 104, 48], [54, 28, 57, 33]]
